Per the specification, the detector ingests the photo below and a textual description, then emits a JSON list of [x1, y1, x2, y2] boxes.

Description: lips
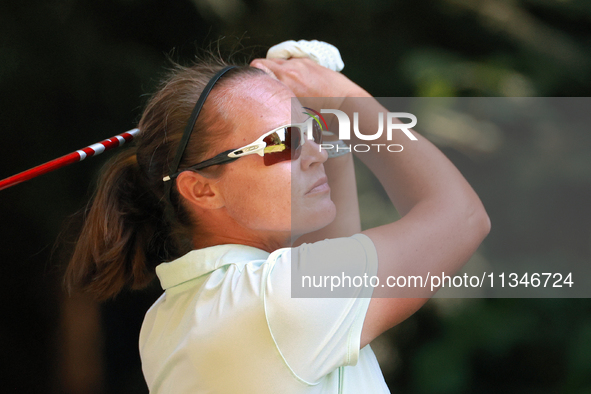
[[307, 177, 329, 194]]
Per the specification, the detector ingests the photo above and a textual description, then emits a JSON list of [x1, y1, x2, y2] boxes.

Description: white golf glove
[[266, 40, 344, 72]]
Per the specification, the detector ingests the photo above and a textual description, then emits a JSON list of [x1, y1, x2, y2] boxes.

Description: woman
[[65, 54, 490, 393]]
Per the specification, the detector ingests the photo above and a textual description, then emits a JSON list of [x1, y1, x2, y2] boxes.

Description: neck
[[193, 233, 290, 253], [191, 216, 291, 253]]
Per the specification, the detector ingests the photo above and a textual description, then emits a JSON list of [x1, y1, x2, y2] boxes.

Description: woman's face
[[212, 75, 336, 245]]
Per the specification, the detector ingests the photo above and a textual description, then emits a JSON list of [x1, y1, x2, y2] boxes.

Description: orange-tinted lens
[[262, 124, 322, 166], [262, 128, 297, 165], [311, 121, 323, 144]]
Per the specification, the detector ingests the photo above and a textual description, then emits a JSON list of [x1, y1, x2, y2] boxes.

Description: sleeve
[[262, 234, 379, 384]]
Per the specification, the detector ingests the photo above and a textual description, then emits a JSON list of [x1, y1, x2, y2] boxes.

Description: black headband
[[164, 65, 237, 184]]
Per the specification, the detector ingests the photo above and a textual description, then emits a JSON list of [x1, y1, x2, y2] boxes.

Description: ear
[[175, 171, 225, 210]]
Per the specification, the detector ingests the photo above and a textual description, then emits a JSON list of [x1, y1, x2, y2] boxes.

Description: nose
[[299, 137, 328, 169]]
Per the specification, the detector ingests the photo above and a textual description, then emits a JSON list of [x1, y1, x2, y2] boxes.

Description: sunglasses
[[163, 121, 323, 181]]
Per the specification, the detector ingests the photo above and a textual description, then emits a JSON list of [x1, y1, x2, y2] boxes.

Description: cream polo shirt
[[139, 234, 390, 393]]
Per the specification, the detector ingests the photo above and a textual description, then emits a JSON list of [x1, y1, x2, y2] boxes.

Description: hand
[[249, 57, 370, 101]]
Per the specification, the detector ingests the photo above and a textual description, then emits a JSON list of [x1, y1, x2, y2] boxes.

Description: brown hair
[[64, 58, 265, 300]]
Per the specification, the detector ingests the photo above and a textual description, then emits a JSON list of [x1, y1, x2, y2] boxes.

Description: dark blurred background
[[1, 0, 590, 393]]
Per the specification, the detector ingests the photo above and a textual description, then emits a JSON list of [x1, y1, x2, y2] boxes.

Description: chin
[[292, 200, 337, 235]]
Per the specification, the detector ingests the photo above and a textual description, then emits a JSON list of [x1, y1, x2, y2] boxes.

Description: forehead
[[226, 76, 306, 133]]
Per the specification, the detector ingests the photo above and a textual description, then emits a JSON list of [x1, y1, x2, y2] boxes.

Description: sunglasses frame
[[163, 121, 322, 181]]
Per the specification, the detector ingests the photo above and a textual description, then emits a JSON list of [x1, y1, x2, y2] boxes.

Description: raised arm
[[251, 58, 491, 347]]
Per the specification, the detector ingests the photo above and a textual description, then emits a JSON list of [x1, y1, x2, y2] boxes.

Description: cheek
[[221, 161, 293, 230]]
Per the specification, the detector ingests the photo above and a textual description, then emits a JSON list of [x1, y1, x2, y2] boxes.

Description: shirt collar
[[155, 244, 271, 290]]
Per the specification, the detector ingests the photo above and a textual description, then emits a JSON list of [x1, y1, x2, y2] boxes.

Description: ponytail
[[64, 147, 179, 300]]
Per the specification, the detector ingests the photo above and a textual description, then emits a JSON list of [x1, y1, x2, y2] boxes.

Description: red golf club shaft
[[0, 128, 140, 191]]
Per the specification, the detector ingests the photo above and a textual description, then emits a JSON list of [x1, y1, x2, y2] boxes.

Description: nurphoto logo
[[304, 108, 418, 153]]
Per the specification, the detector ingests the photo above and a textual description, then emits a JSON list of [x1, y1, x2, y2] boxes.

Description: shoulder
[[271, 234, 377, 268], [271, 234, 378, 298]]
